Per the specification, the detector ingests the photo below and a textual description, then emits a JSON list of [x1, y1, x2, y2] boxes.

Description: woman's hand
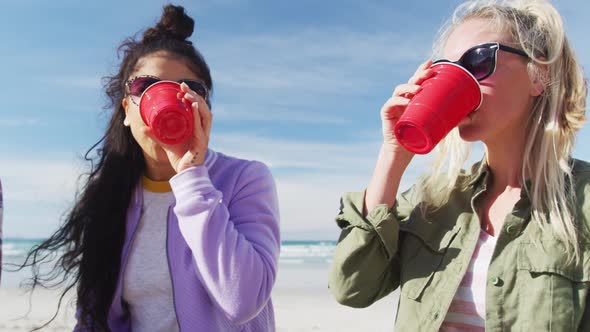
[[364, 60, 435, 213], [142, 82, 212, 173], [381, 59, 434, 155]]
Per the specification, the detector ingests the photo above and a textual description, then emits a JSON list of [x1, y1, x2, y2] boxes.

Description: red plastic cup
[[393, 62, 482, 154], [139, 81, 194, 145]]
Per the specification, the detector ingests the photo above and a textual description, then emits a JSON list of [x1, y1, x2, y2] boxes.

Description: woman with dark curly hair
[[22, 4, 280, 332]]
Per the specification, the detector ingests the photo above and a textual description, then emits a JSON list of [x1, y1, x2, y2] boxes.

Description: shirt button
[[491, 276, 502, 286], [505, 224, 517, 235]]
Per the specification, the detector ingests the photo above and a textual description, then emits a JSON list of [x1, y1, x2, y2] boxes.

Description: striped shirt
[[440, 230, 497, 331]]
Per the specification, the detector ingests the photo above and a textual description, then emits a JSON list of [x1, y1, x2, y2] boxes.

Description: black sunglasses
[[125, 75, 209, 105], [433, 42, 529, 81]]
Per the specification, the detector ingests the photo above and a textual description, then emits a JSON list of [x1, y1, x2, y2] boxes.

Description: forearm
[[364, 145, 412, 214], [329, 191, 402, 308]]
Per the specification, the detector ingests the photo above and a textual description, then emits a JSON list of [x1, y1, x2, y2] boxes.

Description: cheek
[[125, 106, 149, 141], [478, 71, 531, 116], [480, 85, 508, 109], [127, 106, 147, 127], [126, 109, 152, 148], [126, 109, 169, 160]]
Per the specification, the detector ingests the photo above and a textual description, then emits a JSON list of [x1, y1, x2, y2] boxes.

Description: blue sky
[[1, 0, 588, 240]]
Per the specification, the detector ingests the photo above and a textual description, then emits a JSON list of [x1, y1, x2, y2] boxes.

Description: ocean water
[[1, 239, 336, 288], [279, 240, 335, 265], [2, 239, 43, 267]]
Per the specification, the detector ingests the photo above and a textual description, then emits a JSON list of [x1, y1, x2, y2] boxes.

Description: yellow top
[[141, 176, 172, 193]]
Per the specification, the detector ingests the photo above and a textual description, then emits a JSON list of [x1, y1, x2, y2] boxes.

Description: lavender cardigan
[[76, 150, 280, 331]]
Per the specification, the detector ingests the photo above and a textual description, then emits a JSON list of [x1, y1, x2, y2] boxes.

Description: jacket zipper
[[166, 206, 182, 332]]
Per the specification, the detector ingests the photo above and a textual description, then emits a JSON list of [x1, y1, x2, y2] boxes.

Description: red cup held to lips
[[139, 81, 194, 145], [394, 62, 482, 154]]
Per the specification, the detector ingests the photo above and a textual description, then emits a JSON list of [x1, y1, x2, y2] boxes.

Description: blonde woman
[[329, 0, 589, 330]]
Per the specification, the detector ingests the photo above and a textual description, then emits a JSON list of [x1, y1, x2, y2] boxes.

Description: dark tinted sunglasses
[[433, 42, 529, 81], [125, 75, 209, 105]]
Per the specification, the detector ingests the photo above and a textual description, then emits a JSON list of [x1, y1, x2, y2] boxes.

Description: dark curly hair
[[17, 4, 212, 331]]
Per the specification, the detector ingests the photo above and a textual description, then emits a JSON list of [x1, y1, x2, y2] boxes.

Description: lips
[[459, 111, 475, 125]]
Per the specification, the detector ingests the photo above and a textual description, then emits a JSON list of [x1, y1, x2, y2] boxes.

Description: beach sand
[[274, 289, 398, 332], [0, 288, 399, 332], [0, 265, 399, 331], [0, 287, 76, 332]]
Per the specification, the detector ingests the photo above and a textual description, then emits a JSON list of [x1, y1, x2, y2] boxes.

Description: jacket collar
[[466, 157, 490, 187], [131, 148, 219, 208], [204, 148, 218, 169], [465, 156, 533, 203]]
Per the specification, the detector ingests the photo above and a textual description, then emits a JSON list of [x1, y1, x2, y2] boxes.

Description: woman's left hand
[[142, 82, 212, 173]]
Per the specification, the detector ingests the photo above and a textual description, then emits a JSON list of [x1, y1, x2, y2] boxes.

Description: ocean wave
[[1, 240, 337, 265], [278, 258, 306, 264], [2, 243, 30, 258], [280, 244, 335, 257]]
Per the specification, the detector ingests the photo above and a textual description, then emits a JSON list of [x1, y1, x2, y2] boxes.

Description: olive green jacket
[[329, 159, 590, 331]]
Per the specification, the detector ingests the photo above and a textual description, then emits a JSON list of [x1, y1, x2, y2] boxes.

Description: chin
[[457, 125, 482, 142], [140, 146, 167, 163]]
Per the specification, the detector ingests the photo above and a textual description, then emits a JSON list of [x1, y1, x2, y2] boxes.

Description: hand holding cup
[[141, 82, 212, 173]]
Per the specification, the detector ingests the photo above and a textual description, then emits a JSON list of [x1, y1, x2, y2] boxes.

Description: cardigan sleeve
[[170, 161, 280, 325]]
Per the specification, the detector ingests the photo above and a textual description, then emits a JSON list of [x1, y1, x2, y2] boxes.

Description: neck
[[143, 155, 176, 181], [484, 133, 527, 193]]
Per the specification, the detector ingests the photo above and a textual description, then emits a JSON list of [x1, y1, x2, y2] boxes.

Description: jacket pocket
[[399, 214, 461, 301], [516, 241, 590, 331]]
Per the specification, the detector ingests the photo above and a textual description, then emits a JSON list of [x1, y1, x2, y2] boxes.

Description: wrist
[[175, 149, 206, 173], [176, 159, 205, 173], [379, 144, 413, 166]]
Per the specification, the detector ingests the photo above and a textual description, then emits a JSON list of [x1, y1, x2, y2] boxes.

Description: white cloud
[[36, 76, 103, 89], [274, 158, 442, 240], [210, 132, 488, 240], [209, 28, 429, 68], [208, 131, 458, 239], [0, 129, 487, 240], [0, 158, 83, 204], [275, 174, 368, 240], [210, 132, 381, 172], [0, 117, 43, 127], [212, 104, 351, 125], [204, 28, 431, 97], [193, 25, 434, 126], [0, 157, 85, 238]]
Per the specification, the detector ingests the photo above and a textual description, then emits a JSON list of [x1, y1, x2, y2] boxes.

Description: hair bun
[[142, 5, 194, 43]]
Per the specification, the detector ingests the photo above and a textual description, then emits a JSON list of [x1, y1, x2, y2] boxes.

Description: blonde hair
[[418, 0, 587, 262]]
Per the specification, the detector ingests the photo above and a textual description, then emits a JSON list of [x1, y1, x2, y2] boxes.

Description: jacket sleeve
[[169, 161, 280, 325], [72, 306, 90, 332], [328, 187, 415, 308], [579, 292, 590, 331], [73, 309, 83, 332], [576, 170, 590, 331]]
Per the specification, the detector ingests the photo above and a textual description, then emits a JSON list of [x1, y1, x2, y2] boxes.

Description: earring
[[123, 118, 130, 126]]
